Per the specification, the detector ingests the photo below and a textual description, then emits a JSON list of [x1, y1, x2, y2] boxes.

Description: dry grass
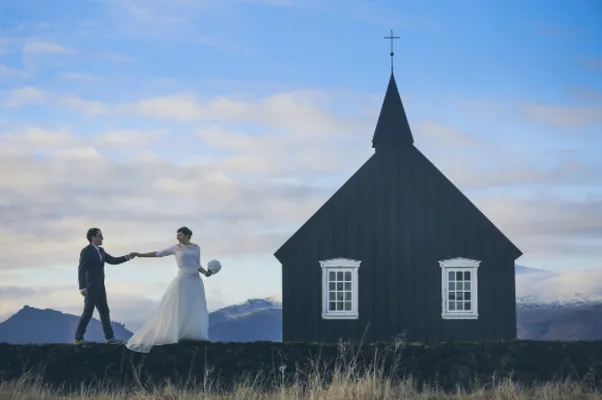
[[2, 341, 601, 399], [1, 372, 601, 400]]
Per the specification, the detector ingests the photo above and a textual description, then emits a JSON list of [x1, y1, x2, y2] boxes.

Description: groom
[[74, 228, 136, 344]]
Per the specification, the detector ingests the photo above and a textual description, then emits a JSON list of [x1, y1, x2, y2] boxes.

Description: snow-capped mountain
[[515, 264, 602, 307], [3, 265, 602, 343], [211, 297, 282, 322], [0, 298, 284, 344], [514, 265, 602, 340], [209, 297, 282, 342]]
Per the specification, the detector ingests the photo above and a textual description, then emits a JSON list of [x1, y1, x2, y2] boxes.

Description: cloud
[[517, 267, 602, 303], [1, 80, 601, 318], [2, 86, 372, 173], [22, 41, 74, 55], [472, 194, 602, 262], [0, 115, 341, 272], [102, 0, 240, 50], [2, 87, 108, 115], [442, 157, 602, 190], [523, 104, 602, 127], [93, 129, 169, 147], [116, 89, 354, 135], [0, 38, 10, 55], [2, 86, 49, 106], [60, 72, 100, 83], [0, 64, 28, 79], [0, 127, 169, 156], [91, 52, 134, 63], [415, 121, 482, 148]]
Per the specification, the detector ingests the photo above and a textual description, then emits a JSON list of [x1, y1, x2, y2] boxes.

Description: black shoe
[[105, 338, 123, 344]]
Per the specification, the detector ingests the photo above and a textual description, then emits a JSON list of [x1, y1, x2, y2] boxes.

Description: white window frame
[[440, 257, 480, 320], [320, 258, 361, 320]]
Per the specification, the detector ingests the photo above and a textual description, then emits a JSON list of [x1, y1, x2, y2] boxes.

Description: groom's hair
[[177, 226, 193, 237], [86, 228, 101, 242]]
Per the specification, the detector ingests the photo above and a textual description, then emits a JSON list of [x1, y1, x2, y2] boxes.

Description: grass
[[2, 340, 602, 399], [2, 372, 601, 399]]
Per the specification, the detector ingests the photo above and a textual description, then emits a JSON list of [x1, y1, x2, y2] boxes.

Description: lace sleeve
[[156, 245, 177, 257]]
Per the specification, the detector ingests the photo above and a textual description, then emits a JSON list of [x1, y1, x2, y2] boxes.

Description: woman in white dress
[[125, 226, 213, 353]]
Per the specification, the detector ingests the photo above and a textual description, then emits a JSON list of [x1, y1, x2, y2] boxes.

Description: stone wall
[[1, 340, 602, 393]]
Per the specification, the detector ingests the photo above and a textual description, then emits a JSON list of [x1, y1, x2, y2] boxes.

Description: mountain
[[0, 298, 283, 344], [4, 266, 602, 343], [0, 305, 133, 344], [514, 264, 602, 340], [209, 297, 282, 342]]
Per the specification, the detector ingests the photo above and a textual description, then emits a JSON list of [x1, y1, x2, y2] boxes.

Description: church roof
[[371, 72, 414, 150]]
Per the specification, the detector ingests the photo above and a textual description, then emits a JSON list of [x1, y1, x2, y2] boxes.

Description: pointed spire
[[371, 72, 414, 151]]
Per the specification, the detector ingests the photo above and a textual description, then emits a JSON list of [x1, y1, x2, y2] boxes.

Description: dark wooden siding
[[279, 146, 518, 343]]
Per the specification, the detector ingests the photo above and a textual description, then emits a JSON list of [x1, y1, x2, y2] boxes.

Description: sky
[[0, 0, 601, 330]]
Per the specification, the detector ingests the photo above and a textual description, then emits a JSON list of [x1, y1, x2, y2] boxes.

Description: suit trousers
[[74, 285, 114, 340]]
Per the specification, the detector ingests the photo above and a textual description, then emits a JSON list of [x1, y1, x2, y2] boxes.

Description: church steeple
[[371, 71, 415, 151]]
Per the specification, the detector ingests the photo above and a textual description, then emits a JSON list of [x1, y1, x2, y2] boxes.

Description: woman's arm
[[133, 245, 177, 259], [198, 266, 213, 276]]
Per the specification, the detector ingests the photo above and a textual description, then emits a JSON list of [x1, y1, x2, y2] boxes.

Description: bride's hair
[[177, 226, 193, 238]]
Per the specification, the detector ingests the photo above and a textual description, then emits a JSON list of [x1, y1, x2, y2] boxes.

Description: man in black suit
[[74, 228, 136, 344]]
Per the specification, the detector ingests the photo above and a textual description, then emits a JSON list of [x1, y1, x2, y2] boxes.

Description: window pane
[[329, 271, 336, 281], [456, 271, 463, 281], [464, 301, 471, 310], [344, 302, 352, 311], [464, 292, 471, 300], [448, 271, 454, 281], [456, 292, 463, 301], [464, 271, 471, 280], [337, 282, 343, 291], [344, 271, 352, 281], [329, 292, 335, 300], [329, 282, 335, 290], [449, 301, 456, 310], [345, 291, 352, 301], [337, 292, 344, 301], [456, 282, 463, 290], [465, 282, 471, 290], [448, 282, 455, 290], [329, 302, 336, 311], [448, 293, 455, 301], [337, 302, 344, 311], [344, 282, 352, 290], [337, 271, 344, 281]]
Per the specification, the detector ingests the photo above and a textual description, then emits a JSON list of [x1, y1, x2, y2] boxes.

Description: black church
[[273, 67, 523, 343]]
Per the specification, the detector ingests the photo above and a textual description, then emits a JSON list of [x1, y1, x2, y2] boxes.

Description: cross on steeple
[[383, 29, 400, 73]]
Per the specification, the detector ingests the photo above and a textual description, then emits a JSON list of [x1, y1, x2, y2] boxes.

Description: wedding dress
[[125, 243, 209, 353]]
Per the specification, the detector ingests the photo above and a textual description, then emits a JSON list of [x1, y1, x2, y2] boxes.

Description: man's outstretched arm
[[104, 251, 134, 265]]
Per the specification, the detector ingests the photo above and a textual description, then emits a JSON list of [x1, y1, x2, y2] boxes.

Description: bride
[[125, 226, 217, 353]]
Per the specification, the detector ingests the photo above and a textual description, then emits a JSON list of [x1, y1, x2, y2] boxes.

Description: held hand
[[129, 252, 139, 259], [205, 270, 213, 277], [80, 289, 87, 297]]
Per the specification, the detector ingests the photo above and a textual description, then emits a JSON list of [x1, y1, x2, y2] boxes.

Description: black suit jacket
[[78, 244, 129, 290]]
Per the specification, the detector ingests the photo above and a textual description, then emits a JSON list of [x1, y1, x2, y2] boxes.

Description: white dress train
[[125, 243, 209, 353]]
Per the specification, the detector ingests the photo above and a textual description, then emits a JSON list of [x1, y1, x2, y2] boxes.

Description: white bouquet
[[207, 259, 222, 274]]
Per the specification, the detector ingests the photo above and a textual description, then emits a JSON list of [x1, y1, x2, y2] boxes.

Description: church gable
[[274, 70, 522, 264], [412, 148, 522, 259], [274, 155, 378, 261]]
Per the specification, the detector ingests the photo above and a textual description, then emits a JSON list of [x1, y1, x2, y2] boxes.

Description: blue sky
[[0, 0, 601, 329]]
